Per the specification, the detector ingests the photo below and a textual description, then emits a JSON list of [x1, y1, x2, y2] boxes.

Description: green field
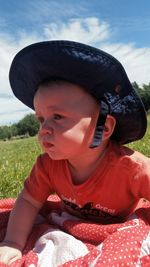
[[0, 116, 150, 199], [0, 137, 41, 198]]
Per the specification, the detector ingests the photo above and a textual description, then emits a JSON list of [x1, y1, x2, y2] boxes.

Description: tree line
[[132, 82, 150, 111], [0, 82, 150, 140], [0, 114, 39, 140]]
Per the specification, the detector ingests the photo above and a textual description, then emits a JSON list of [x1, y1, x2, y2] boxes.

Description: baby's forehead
[[36, 78, 93, 100], [34, 79, 99, 114], [37, 78, 86, 93], [38, 77, 72, 87]]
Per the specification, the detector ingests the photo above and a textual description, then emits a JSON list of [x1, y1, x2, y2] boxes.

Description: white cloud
[[99, 43, 150, 85], [0, 110, 33, 126], [0, 17, 150, 125], [44, 17, 110, 44], [0, 32, 40, 125], [43, 18, 150, 85], [0, 97, 31, 125], [0, 31, 42, 93], [0, 36, 15, 95]]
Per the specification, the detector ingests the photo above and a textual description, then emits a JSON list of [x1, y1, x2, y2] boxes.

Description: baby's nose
[[40, 120, 53, 135]]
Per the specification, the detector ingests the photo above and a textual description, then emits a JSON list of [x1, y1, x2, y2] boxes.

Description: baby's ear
[[102, 115, 116, 140]]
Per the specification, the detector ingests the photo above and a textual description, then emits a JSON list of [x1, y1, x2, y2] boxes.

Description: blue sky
[[0, 0, 150, 125]]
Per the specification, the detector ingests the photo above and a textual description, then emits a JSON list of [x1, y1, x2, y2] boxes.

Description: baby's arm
[[0, 188, 43, 265]]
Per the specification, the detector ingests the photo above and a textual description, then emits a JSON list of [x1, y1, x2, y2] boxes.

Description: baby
[[0, 40, 149, 265]]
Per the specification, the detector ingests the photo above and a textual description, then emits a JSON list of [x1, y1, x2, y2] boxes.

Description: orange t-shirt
[[24, 141, 150, 222]]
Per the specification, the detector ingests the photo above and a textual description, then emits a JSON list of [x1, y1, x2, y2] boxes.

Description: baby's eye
[[53, 114, 64, 120]]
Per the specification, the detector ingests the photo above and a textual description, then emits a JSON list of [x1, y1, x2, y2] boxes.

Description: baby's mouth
[[43, 141, 54, 148]]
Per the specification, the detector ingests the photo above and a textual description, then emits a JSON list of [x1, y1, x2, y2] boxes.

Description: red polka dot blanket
[[0, 196, 150, 267]]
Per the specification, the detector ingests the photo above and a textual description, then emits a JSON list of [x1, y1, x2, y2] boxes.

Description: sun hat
[[9, 40, 147, 148]]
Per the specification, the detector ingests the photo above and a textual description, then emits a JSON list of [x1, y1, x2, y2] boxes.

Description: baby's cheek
[[62, 128, 86, 145]]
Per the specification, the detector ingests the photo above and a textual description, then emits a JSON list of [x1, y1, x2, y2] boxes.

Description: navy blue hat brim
[[9, 40, 147, 144]]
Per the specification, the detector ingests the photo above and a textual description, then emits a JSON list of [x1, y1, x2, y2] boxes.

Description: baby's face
[[33, 82, 99, 161]]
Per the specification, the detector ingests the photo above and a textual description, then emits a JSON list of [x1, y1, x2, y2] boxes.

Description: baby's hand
[[0, 243, 22, 265]]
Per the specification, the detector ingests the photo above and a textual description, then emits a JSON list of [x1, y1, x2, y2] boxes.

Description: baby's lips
[[43, 141, 54, 148]]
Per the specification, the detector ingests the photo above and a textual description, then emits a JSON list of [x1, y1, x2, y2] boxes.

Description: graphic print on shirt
[[61, 195, 117, 222]]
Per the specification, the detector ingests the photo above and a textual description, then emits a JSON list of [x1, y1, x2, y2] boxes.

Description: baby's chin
[[45, 150, 67, 161]]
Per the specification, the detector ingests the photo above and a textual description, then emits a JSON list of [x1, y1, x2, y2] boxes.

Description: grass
[[0, 116, 150, 199], [0, 137, 41, 198], [128, 115, 150, 156]]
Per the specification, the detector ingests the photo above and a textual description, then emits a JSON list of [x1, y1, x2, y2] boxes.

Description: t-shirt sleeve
[[24, 153, 55, 203], [131, 156, 150, 201]]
